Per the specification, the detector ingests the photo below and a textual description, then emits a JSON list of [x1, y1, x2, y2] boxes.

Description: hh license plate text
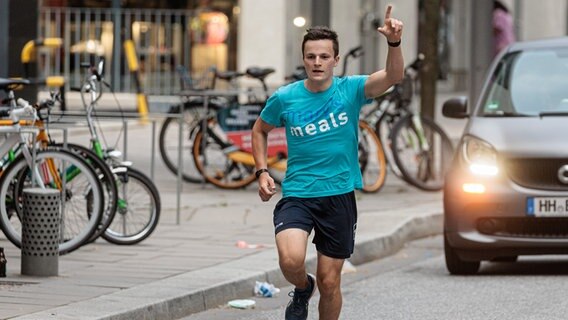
[[527, 197, 568, 216]]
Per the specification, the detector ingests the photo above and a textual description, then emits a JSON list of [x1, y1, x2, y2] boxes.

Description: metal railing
[[38, 7, 199, 95]]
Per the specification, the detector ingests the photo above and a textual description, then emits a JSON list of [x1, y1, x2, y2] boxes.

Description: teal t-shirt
[[260, 76, 371, 198]]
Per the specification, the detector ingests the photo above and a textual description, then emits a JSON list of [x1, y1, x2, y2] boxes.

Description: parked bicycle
[[64, 58, 162, 245], [0, 78, 105, 254], [159, 65, 288, 188], [17, 92, 118, 245], [5, 61, 163, 247], [361, 53, 454, 191]]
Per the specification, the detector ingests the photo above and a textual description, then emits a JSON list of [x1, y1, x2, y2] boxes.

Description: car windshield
[[480, 48, 568, 117]]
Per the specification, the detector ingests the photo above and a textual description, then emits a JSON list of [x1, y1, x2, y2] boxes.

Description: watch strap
[[387, 40, 401, 47], [255, 168, 269, 179]]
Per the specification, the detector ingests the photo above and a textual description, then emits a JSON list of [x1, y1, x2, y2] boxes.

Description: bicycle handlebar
[[12, 99, 37, 121], [346, 45, 364, 58], [340, 45, 365, 77], [405, 53, 424, 76], [36, 98, 55, 111], [78, 58, 104, 82]]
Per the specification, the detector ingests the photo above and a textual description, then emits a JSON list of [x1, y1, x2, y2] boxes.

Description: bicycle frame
[[368, 53, 430, 144], [73, 59, 163, 222], [201, 117, 286, 171], [410, 113, 430, 151], [0, 110, 55, 189], [2, 118, 87, 190], [63, 58, 126, 167], [188, 68, 287, 173]]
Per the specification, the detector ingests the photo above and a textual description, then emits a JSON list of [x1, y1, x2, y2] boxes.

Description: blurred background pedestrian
[[493, 0, 516, 56]]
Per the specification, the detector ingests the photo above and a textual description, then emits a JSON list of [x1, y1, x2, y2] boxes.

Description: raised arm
[[364, 5, 404, 98]]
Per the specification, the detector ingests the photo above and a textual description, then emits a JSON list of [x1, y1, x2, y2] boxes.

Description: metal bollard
[[21, 188, 60, 276]]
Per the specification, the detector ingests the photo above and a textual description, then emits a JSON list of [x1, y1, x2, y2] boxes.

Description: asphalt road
[[182, 235, 568, 320]]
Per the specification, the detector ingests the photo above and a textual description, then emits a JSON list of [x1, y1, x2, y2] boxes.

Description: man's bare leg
[[316, 253, 345, 320], [275, 228, 310, 289]]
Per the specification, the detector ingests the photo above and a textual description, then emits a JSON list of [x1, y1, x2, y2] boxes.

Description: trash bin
[[21, 188, 60, 276]]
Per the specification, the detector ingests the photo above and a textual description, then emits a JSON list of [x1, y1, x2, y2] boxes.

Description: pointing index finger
[[385, 5, 392, 20]]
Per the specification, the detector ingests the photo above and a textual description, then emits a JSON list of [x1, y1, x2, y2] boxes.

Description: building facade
[[238, 0, 568, 92], [3, 0, 567, 96]]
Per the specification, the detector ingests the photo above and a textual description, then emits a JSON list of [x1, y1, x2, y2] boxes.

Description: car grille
[[506, 158, 568, 191], [477, 217, 568, 238]]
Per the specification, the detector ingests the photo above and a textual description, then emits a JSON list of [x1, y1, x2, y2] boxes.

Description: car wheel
[[444, 232, 480, 275]]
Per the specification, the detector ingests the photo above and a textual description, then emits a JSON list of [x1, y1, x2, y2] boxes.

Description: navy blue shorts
[[273, 191, 358, 259]]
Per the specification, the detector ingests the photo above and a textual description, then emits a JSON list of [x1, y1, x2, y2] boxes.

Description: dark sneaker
[[285, 273, 316, 320]]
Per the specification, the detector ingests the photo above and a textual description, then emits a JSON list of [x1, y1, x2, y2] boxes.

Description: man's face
[[303, 39, 339, 84]]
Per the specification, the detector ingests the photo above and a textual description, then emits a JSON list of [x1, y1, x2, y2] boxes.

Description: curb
[[351, 212, 443, 265], [13, 212, 443, 320]]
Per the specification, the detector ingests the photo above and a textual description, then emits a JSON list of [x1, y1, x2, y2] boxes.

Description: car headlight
[[461, 136, 499, 176]]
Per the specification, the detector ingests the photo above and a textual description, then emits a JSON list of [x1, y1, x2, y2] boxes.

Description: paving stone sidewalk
[[0, 90, 465, 319], [0, 169, 443, 319]]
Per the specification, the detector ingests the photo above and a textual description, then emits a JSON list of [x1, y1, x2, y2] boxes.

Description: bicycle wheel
[[192, 126, 257, 189], [102, 167, 161, 245], [374, 112, 405, 179], [358, 120, 387, 193], [0, 149, 104, 254], [390, 115, 454, 191], [52, 143, 118, 242], [159, 102, 210, 183]]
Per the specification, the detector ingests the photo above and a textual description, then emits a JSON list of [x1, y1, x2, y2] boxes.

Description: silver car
[[442, 37, 568, 275]]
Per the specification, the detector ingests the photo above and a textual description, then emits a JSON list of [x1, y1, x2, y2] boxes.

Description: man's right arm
[[252, 117, 277, 201]]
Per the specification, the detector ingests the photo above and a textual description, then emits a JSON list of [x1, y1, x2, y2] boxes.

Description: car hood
[[466, 117, 568, 158]]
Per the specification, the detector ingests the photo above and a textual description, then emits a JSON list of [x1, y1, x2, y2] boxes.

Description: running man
[[252, 5, 403, 320]]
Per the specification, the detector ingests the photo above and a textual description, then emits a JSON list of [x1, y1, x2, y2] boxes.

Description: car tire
[[444, 232, 480, 275]]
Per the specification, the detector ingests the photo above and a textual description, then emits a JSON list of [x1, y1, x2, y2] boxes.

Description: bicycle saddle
[[0, 78, 31, 91], [216, 70, 245, 81], [246, 67, 275, 80]]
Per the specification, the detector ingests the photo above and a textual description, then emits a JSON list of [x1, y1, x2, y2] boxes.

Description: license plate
[[527, 197, 568, 216]]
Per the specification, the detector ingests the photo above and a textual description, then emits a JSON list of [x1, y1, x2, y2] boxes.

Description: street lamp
[[293, 16, 306, 27]]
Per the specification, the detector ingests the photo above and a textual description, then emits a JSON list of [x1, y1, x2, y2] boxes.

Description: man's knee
[[279, 254, 305, 272], [317, 273, 341, 295]]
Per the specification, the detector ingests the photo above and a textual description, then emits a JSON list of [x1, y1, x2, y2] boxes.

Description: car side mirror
[[442, 97, 469, 119]]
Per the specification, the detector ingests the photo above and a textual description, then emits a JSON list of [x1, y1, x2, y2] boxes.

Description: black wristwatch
[[255, 168, 269, 179], [387, 40, 401, 47]]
